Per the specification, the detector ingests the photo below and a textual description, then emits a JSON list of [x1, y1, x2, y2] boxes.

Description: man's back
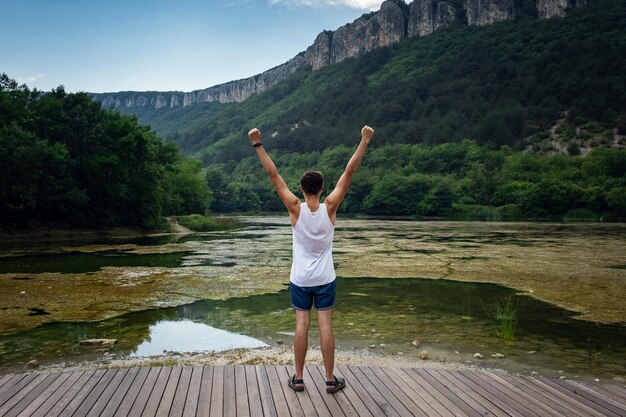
[[291, 202, 336, 287]]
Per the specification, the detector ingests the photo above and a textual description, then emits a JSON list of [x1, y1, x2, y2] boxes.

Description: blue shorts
[[290, 281, 336, 311]]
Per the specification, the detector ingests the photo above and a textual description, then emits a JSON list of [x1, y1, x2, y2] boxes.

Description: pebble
[[559, 376, 567, 380], [453, 351, 460, 355], [379, 344, 386, 348], [397, 352, 404, 355], [491, 353, 505, 359], [526, 351, 536, 354], [411, 340, 420, 347], [473, 353, 484, 359], [419, 350, 429, 360], [276, 340, 284, 345], [24, 360, 39, 369], [594, 378, 600, 382], [369, 345, 376, 349]]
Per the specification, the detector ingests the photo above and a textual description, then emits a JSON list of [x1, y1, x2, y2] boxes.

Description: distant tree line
[[0, 74, 210, 230], [205, 140, 626, 221]]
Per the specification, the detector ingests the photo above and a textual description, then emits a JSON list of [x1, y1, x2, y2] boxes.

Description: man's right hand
[[361, 125, 374, 144], [248, 128, 261, 145]]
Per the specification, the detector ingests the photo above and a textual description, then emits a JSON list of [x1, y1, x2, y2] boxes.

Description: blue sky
[[0, 0, 399, 93]]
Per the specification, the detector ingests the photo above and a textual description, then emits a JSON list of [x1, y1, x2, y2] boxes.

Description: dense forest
[[0, 74, 210, 230]]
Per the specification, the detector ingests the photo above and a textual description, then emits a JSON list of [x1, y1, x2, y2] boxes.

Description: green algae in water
[[0, 251, 192, 274], [1, 278, 624, 380]]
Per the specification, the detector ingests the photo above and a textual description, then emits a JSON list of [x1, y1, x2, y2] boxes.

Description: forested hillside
[[0, 75, 210, 230], [175, 0, 625, 220]]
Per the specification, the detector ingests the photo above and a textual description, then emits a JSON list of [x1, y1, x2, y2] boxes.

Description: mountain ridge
[[91, 0, 588, 111]]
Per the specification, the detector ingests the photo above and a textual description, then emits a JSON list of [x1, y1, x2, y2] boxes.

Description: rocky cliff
[[537, 0, 587, 18], [466, 0, 515, 26], [93, 0, 588, 110], [408, 0, 458, 37], [93, 54, 305, 110]]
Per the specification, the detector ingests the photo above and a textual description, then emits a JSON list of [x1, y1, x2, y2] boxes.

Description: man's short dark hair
[[300, 171, 324, 195]]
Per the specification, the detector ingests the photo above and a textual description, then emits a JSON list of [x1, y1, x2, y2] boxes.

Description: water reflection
[[1, 278, 624, 380], [131, 320, 267, 357]]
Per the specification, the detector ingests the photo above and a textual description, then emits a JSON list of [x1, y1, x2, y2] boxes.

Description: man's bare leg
[[294, 309, 311, 385], [317, 309, 335, 380]]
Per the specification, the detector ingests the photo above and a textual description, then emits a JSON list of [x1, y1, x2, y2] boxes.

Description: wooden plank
[[514, 376, 607, 417], [244, 366, 264, 417], [235, 365, 251, 417], [267, 364, 304, 417], [3, 372, 65, 417], [326, 366, 372, 417], [57, 369, 109, 417], [196, 366, 214, 417], [127, 367, 162, 417], [154, 366, 182, 417], [33, 370, 96, 417], [223, 365, 237, 417], [93, 366, 140, 417], [597, 383, 626, 401], [0, 373, 52, 416], [537, 376, 622, 417], [182, 366, 203, 417], [369, 367, 430, 417], [209, 365, 224, 417], [111, 366, 151, 417], [168, 366, 193, 417], [303, 366, 344, 417], [381, 367, 447, 417], [454, 371, 528, 417], [300, 366, 332, 417], [552, 378, 626, 416], [430, 369, 508, 417], [277, 366, 317, 417], [404, 368, 465, 416], [264, 364, 294, 417], [70, 368, 123, 417], [566, 379, 626, 411], [0, 373, 38, 406], [475, 370, 563, 417], [336, 365, 389, 417], [506, 375, 591, 417], [418, 369, 483, 417], [0, 374, 17, 391], [255, 365, 279, 417], [361, 366, 427, 417], [347, 365, 402, 417], [141, 367, 173, 417], [16, 371, 81, 417], [315, 365, 363, 417]]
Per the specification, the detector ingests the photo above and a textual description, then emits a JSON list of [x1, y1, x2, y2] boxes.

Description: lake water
[[0, 218, 625, 381]]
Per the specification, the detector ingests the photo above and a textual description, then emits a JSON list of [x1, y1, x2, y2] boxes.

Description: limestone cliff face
[[330, 0, 405, 64], [93, 55, 306, 109], [537, 0, 586, 18], [305, 31, 332, 70], [408, 0, 457, 38], [466, 0, 515, 26]]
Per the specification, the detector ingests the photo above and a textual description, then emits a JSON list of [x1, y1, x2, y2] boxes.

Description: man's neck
[[303, 194, 321, 212]]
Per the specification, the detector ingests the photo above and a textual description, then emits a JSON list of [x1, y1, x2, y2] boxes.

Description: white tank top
[[290, 202, 336, 287]]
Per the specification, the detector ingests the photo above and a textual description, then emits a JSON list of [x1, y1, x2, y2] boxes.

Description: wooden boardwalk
[[0, 365, 624, 417]]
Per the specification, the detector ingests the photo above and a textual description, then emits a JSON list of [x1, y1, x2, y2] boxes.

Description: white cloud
[[17, 74, 45, 84]]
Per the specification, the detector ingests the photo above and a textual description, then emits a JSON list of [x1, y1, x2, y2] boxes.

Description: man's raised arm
[[325, 125, 374, 223], [248, 128, 300, 220]]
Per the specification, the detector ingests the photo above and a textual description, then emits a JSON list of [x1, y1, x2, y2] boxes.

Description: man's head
[[300, 170, 324, 196]]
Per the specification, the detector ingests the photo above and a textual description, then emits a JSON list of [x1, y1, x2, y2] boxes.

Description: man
[[248, 125, 374, 393]]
